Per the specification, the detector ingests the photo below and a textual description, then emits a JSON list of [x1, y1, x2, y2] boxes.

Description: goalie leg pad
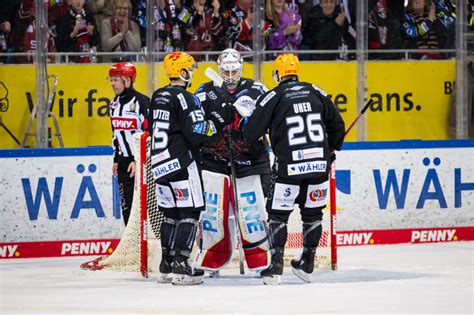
[[195, 170, 233, 270], [235, 175, 271, 270]]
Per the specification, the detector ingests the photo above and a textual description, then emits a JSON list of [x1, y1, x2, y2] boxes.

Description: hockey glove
[[208, 105, 236, 130], [233, 95, 256, 118]]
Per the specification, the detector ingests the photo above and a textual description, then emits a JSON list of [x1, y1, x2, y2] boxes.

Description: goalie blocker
[[195, 170, 270, 271]]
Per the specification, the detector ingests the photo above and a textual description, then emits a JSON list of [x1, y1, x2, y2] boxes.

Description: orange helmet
[[163, 52, 197, 80], [273, 53, 300, 83], [109, 62, 137, 83]]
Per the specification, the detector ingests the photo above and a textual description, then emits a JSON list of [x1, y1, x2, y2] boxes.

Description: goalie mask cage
[[81, 132, 337, 276]]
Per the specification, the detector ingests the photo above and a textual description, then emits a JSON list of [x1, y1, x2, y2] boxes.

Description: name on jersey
[[293, 102, 312, 114], [111, 117, 137, 130], [153, 109, 170, 121], [152, 158, 181, 179], [287, 161, 327, 176], [292, 147, 323, 161]]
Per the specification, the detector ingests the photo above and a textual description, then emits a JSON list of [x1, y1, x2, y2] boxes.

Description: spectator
[[130, 0, 146, 47], [88, 0, 115, 36], [402, 0, 455, 60], [101, 0, 141, 62], [156, 0, 192, 52], [56, 0, 99, 63], [301, 0, 356, 60], [265, 0, 302, 51], [21, 1, 57, 63], [185, 0, 226, 59], [368, 0, 405, 59], [0, 0, 16, 63], [224, 0, 270, 52]]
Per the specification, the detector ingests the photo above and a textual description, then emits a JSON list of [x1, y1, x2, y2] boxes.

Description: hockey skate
[[260, 248, 284, 285], [157, 250, 174, 284], [172, 255, 204, 286], [291, 247, 316, 283]]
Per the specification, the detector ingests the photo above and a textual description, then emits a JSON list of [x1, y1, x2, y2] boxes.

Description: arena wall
[[1, 140, 472, 259]]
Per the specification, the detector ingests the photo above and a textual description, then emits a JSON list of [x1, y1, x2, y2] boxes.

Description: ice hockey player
[[149, 52, 235, 285], [238, 53, 345, 285], [193, 48, 271, 274], [108, 62, 149, 226]]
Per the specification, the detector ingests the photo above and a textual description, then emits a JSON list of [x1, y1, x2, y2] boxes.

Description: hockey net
[[81, 132, 337, 276], [81, 132, 164, 277]]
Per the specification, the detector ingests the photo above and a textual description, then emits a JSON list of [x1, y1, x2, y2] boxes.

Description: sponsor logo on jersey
[[152, 158, 181, 179], [288, 86, 304, 91], [177, 93, 188, 110], [259, 91, 276, 107], [174, 188, 190, 202], [312, 85, 328, 96], [0, 245, 19, 258], [411, 229, 457, 243], [207, 90, 217, 100], [151, 149, 171, 164], [309, 188, 328, 202], [129, 103, 136, 112], [271, 183, 300, 210], [157, 185, 176, 208], [61, 241, 112, 255], [292, 148, 323, 161], [286, 90, 310, 99], [287, 161, 327, 176], [196, 92, 206, 102], [111, 117, 137, 130]]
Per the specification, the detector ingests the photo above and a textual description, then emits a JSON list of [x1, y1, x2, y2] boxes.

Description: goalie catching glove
[[232, 95, 256, 118]]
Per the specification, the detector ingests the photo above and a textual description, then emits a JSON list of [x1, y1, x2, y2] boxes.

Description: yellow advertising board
[[0, 60, 455, 149]]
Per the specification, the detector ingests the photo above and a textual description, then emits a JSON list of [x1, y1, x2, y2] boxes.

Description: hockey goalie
[[193, 49, 271, 273]]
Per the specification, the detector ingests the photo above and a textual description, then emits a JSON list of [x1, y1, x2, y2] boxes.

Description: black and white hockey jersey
[[243, 79, 345, 179], [109, 87, 150, 162], [195, 78, 270, 171], [148, 84, 234, 182]]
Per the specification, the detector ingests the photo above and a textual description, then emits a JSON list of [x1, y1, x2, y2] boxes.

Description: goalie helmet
[[272, 53, 300, 84], [109, 62, 137, 83], [217, 49, 243, 90], [163, 52, 198, 82]]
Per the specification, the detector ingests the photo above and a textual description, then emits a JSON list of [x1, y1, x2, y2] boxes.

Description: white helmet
[[217, 49, 243, 90]]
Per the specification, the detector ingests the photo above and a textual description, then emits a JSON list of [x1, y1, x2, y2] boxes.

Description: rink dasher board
[[0, 140, 473, 259]]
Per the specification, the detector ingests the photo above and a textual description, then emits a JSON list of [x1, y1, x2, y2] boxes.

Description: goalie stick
[[204, 66, 246, 274]]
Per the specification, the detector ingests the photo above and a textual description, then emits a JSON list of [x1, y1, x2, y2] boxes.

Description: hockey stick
[[329, 98, 373, 270], [344, 99, 373, 138], [204, 67, 246, 274]]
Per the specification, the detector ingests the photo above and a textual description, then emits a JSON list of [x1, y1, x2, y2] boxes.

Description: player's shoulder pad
[[311, 84, 328, 97], [195, 84, 207, 102], [135, 90, 150, 104], [176, 91, 200, 111], [250, 80, 269, 93], [256, 90, 277, 107]]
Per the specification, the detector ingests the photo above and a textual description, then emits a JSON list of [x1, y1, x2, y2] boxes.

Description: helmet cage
[[217, 49, 243, 89]]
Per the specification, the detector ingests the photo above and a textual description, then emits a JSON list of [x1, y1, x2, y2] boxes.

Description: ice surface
[[1, 242, 472, 314]]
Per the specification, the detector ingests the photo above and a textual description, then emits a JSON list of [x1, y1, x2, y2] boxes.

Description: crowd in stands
[[0, 0, 473, 63]]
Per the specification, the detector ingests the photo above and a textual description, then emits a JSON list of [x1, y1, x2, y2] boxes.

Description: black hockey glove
[[208, 105, 236, 130]]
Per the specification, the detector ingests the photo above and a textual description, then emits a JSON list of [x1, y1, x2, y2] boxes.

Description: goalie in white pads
[[194, 49, 271, 273], [240, 54, 345, 284], [149, 52, 235, 285]]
